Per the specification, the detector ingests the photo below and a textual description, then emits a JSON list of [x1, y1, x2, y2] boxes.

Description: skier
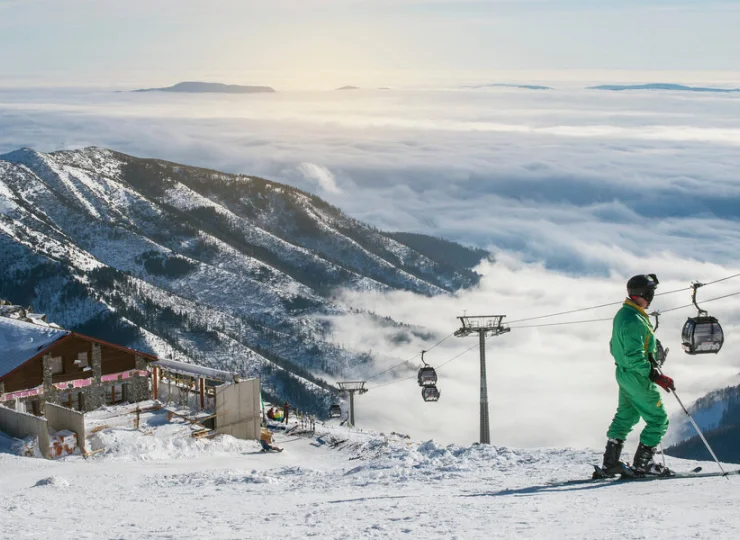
[[282, 401, 291, 424], [260, 427, 283, 452], [599, 274, 676, 477]]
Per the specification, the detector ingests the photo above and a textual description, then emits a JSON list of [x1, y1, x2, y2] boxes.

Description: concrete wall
[[45, 403, 86, 454], [215, 378, 260, 441], [0, 405, 50, 458]]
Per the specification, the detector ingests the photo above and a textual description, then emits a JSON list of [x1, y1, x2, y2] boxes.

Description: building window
[[51, 356, 63, 375], [75, 352, 89, 369]]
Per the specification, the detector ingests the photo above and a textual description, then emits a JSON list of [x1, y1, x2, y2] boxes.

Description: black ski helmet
[[627, 274, 659, 305]]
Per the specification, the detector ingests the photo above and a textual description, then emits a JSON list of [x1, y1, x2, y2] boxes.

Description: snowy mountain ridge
[[0, 147, 487, 415], [666, 383, 740, 464]]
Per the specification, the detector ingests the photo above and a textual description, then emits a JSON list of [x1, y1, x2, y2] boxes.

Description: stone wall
[[85, 343, 105, 411], [41, 353, 57, 414], [127, 355, 151, 403]]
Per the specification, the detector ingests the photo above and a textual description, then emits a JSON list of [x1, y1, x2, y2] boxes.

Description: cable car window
[[421, 385, 440, 402]]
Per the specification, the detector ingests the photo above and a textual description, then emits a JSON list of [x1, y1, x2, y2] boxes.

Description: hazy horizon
[[3, 69, 740, 92], [3, 0, 740, 88]]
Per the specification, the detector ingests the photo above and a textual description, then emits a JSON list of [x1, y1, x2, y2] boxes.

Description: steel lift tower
[[337, 381, 368, 427], [455, 315, 510, 444]]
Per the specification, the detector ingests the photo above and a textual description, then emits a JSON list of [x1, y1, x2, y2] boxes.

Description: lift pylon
[[337, 381, 368, 427], [455, 315, 510, 444]]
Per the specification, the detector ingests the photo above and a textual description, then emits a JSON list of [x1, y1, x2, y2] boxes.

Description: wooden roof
[[0, 317, 70, 378], [0, 317, 157, 379]]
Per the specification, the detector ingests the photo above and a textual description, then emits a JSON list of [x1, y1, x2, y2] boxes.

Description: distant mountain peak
[[0, 147, 42, 160], [589, 83, 740, 93], [464, 83, 552, 90], [133, 81, 276, 94]]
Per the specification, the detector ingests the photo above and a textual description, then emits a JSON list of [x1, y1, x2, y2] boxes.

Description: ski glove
[[650, 369, 675, 392]]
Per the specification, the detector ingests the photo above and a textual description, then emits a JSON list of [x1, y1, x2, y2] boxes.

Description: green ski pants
[[606, 368, 669, 447]]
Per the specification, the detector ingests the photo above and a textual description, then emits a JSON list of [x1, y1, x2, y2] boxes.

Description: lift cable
[[371, 289, 740, 389], [505, 286, 691, 325], [702, 272, 740, 287], [362, 272, 740, 384], [367, 343, 479, 390], [657, 290, 740, 315], [509, 317, 614, 329], [509, 291, 740, 328], [432, 343, 480, 371], [505, 271, 740, 326], [364, 331, 455, 381]]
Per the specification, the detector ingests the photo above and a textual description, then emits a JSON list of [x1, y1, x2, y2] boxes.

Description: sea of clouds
[[1, 82, 739, 448]]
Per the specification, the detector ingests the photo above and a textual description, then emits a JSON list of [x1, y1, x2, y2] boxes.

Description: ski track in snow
[[1, 421, 738, 540]]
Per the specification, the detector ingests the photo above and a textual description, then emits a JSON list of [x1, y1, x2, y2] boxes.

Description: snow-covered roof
[[153, 358, 237, 383], [0, 317, 70, 378]]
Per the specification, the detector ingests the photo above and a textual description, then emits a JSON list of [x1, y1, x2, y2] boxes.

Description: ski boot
[[632, 442, 674, 477], [593, 438, 630, 479]]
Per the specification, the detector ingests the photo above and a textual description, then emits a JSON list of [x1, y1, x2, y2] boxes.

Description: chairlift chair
[[682, 283, 725, 355], [329, 403, 342, 418], [421, 385, 440, 402]]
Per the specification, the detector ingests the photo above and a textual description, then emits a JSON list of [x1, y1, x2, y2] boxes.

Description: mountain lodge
[[0, 303, 156, 415]]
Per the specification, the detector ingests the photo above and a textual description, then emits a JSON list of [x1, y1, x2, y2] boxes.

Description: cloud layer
[[297, 162, 342, 194], [2, 86, 738, 266], [1, 83, 739, 448], [333, 254, 740, 448]]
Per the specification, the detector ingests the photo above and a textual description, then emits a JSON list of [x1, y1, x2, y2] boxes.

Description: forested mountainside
[[666, 383, 740, 464], [0, 147, 486, 415]]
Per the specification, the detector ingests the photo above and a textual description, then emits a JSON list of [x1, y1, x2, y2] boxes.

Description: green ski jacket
[[609, 299, 656, 378]]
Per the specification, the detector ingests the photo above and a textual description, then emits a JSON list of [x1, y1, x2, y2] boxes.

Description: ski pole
[[658, 367, 728, 477]]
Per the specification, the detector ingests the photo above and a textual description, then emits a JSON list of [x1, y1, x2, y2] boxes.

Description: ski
[[546, 467, 740, 488]]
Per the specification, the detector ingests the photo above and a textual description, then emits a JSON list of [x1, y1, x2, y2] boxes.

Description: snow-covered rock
[[33, 476, 71, 488]]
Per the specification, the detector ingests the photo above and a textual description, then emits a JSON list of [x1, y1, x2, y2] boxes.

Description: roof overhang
[[0, 329, 157, 382]]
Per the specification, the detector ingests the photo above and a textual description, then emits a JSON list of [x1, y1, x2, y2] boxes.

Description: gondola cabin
[[421, 385, 440, 402], [329, 403, 341, 418], [417, 366, 437, 387], [682, 316, 724, 355]]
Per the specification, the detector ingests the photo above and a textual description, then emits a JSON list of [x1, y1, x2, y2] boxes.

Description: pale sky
[[2, 0, 740, 87]]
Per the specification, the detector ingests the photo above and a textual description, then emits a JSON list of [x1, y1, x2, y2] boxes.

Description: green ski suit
[[606, 300, 669, 447]]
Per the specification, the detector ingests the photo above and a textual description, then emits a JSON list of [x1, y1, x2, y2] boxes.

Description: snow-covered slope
[[1, 414, 737, 540], [0, 147, 486, 415]]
